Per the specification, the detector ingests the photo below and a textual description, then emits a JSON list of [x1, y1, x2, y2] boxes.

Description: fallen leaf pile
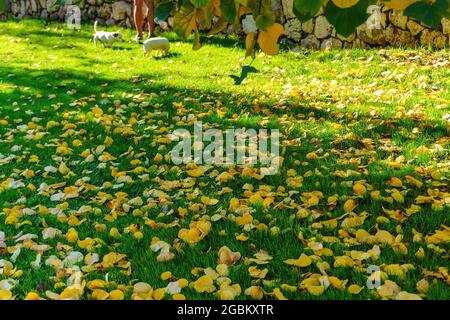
[[0, 28, 449, 300]]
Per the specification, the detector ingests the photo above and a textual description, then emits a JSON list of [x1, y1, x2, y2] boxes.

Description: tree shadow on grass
[[203, 34, 244, 50], [149, 52, 182, 60], [0, 65, 449, 215], [1, 18, 245, 50], [108, 46, 134, 51], [229, 65, 259, 85], [0, 64, 447, 142], [0, 20, 92, 40]]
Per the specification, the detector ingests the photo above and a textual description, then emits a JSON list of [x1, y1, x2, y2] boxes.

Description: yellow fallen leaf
[[178, 221, 211, 244], [425, 226, 450, 244], [235, 213, 253, 226], [235, 233, 249, 241], [0, 290, 12, 300], [306, 285, 325, 296], [343, 199, 357, 213], [133, 231, 144, 240], [248, 266, 269, 279], [218, 246, 241, 265], [66, 228, 78, 243], [161, 271, 172, 280], [59, 162, 70, 174], [377, 280, 400, 299], [153, 153, 163, 162], [87, 279, 106, 289], [201, 196, 219, 205], [72, 139, 83, 147], [229, 197, 240, 211], [416, 279, 429, 293], [153, 288, 166, 300], [216, 171, 234, 183], [134, 282, 153, 294], [77, 237, 95, 250], [132, 282, 153, 300], [396, 291, 422, 300], [375, 230, 395, 245], [191, 275, 216, 293], [21, 169, 35, 179], [109, 289, 124, 300], [59, 287, 83, 300], [244, 286, 264, 300], [283, 253, 312, 268], [186, 168, 203, 177], [348, 284, 363, 294], [25, 292, 41, 300], [390, 177, 403, 187], [272, 288, 288, 300], [217, 283, 241, 300], [353, 183, 366, 195], [91, 289, 109, 300], [109, 227, 121, 238], [92, 106, 103, 116], [329, 276, 347, 290], [415, 247, 425, 259], [355, 229, 372, 243], [334, 256, 354, 268]]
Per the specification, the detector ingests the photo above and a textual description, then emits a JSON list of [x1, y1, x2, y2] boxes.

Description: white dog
[[143, 37, 170, 56], [93, 21, 123, 48]]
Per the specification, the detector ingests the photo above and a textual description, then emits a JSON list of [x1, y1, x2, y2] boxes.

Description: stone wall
[[6, 0, 136, 28], [281, 3, 450, 49], [5, 0, 450, 49]]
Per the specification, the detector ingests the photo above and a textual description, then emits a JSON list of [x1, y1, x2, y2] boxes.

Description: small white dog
[[143, 37, 170, 56], [93, 21, 123, 48]]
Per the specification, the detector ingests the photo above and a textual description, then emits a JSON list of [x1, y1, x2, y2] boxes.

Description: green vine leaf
[[404, 0, 448, 29], [155, 1, 175, 21], [173, 2, 197, 39], [324, 0, 370, 38], [220, 0, 238, 23], [293, 0, 323, 22]]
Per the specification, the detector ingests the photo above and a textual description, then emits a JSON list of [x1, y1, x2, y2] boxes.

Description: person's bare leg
[[134, 0, 145, 42], [144, 0, 155, 38]]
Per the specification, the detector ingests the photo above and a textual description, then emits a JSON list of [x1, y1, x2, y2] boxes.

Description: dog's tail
[[94, 20, 98, 33]]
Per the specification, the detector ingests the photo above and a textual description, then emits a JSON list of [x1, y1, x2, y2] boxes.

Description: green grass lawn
[[0, 19, 449, 300]]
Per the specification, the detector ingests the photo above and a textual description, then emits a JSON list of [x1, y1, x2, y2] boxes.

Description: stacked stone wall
[[4, 0, 450, 49]]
